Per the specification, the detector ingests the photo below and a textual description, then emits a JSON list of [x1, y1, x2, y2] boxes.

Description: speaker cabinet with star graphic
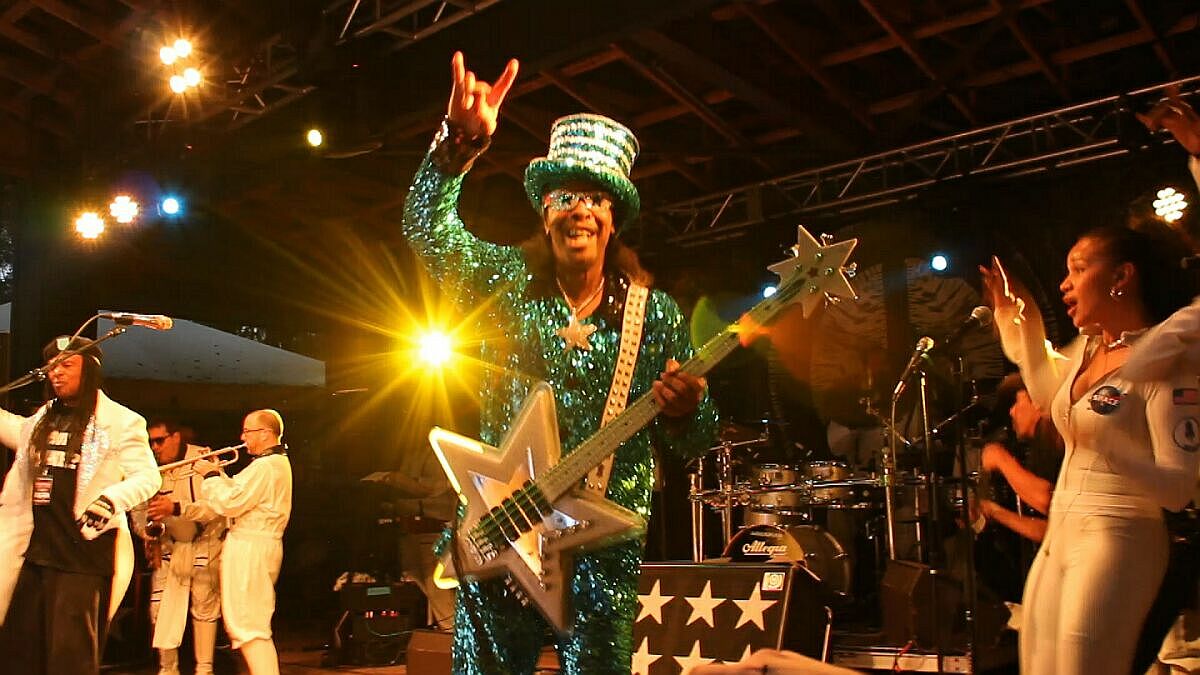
[[632, 562, 832, 674]]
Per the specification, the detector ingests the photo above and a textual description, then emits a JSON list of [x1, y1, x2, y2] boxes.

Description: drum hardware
[[690, 436, 767, 560]]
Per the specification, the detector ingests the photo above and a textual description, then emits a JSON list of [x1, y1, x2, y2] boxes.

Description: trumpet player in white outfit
[[193, 409, 291, 675], [133, 419, 227, 675]]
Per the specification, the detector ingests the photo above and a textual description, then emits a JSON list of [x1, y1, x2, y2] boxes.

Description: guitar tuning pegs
[[820, 233, 834, 244], [844, 262, 858, 278]]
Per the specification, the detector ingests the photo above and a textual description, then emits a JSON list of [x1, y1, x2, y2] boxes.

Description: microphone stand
[[0, 315, 129, 396], [950, 354, 980, 672]]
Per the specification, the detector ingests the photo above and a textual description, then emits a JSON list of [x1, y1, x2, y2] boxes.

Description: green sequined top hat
[[524, 113, 641, 228]]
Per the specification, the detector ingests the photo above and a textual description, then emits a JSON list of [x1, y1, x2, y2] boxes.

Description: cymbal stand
[[690, 469, 704, 562], [716, 442, 737, 549]]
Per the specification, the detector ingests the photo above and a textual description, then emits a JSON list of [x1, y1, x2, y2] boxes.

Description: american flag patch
[[1173, 388, 1199, 405]]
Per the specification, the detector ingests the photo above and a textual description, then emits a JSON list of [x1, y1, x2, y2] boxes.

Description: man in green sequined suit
[[401, 52, 718, 675]]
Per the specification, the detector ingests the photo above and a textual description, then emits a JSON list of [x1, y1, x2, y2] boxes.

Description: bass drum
[[723, 524, 852, 598]]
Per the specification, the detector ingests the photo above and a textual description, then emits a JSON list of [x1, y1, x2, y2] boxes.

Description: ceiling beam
[[629, 29, 854, 155], [990, 0, 1068, 100], [28, 0, 121, 48], [0, 54, 72, 106], [1123, 0, 1176, 76], [867, 11, 1200, 117], [610, 42, 768, 179], [821, 0, 1053, 67], [738, 2, 877, 133], [0, 97, 68, 138], [857, 0, 977, 124]]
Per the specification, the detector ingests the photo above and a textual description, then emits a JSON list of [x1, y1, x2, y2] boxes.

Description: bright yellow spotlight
[[306, 128, 324, 147], [173, 39, 192, 58], [109, 195, 139, 224], [169, 75, 187, 94], [183, 67, 201, 88], [159, 46, 177, 65], [418, 331, 454, 367], [74, 212, 105, 240]]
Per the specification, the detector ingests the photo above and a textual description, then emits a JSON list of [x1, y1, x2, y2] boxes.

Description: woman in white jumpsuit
[[982, 222, 1200, 675], [198, 409, 292, 675]]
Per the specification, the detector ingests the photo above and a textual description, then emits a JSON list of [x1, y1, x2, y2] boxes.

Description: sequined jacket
[[402, 131, 718, 523], [0, 390, 160, 624]]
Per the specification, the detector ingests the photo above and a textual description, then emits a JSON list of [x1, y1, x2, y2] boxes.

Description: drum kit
[[688, 418, 943, 610]]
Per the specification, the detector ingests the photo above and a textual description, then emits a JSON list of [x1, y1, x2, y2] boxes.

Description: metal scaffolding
[[657, 75, 1200, 246]]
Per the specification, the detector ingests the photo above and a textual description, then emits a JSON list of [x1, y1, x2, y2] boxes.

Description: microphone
[[893, 336, 935, 400], [100, 312, 174, 331], [939, 306, 993, 350]]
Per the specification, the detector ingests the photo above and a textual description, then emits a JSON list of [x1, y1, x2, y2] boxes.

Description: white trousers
[[150, 552, 220, 648], [220, 533, 282, 649], [1020, 511, 1167, 675]]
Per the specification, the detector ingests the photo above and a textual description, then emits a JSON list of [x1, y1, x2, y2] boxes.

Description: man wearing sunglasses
[[0, 335, 160, 674], [401, 53, 717, 675], [194, 409, 291, 675], [134, 419, 226, 675]]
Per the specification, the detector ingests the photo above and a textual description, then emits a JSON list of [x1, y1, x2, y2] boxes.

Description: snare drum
[[724, 524, 852, 596]]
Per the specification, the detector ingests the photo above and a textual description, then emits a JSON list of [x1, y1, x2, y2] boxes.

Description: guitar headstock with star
[[733, 226, 858, 346]]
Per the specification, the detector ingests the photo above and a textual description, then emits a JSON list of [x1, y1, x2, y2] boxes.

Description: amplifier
[[340, 581, 425, 613], [633, 562, 831, 674], [333, 582, 427, 666]]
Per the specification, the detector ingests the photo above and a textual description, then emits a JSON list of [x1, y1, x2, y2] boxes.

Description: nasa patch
[[1173, 418, 1200, 453], [1089, 385, 1123, 415]]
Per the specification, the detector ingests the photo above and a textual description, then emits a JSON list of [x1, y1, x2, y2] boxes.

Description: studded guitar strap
[[582, 282, 649, 496]]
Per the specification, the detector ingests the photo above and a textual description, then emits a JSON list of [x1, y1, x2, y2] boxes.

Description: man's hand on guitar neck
[[653, 359, 706, 418]]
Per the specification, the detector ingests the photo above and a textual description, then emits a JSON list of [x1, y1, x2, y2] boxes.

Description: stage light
[[182, 67, 201, 87], [169, 75, 186, 94], [306, 128, 324, 147], [1154, 187, 1188, 223], [159, 46, 177, 65], [74, 212, 105, 240], [761, 285, 778, 299], [930, 253, 950, 272], [418, 330, 453, 367], [160, 196, 181, 216], [109, 195, 139, 224], [172, 39, 192, 58]]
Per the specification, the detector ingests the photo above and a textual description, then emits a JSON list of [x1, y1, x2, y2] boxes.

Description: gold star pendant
[[557, 315, 597, 351], [766, 225, 858, 317]]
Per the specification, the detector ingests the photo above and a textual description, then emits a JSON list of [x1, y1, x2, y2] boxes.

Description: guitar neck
[[534, 322, 748, 502]]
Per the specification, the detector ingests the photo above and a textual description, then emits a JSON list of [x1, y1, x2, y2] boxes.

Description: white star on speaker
[[631, 636, 665, 675], [684, 580, 727, 628], [767, 225, 858, 318], [733, 582, 778, 630], [637, 579, 672, 625], [674, 640, 715, 673]]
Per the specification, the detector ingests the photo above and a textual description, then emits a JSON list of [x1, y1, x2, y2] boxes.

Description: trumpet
[[158, 444, 244, 477]]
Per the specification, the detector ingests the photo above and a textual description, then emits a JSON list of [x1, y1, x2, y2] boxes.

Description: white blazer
[[0, 390, 160, 623]]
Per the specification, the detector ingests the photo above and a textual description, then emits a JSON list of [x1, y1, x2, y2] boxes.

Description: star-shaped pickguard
[[428, 382, 644, 632], [767, 225, 858, 317], [557, 315, 598, 351]]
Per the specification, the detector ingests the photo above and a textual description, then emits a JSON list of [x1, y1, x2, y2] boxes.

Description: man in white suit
[[0, 335, 161, 674], [196, 409, 292, 675]]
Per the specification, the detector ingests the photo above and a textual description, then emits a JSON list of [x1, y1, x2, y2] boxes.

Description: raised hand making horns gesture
[[447, 51, 519, 139]]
